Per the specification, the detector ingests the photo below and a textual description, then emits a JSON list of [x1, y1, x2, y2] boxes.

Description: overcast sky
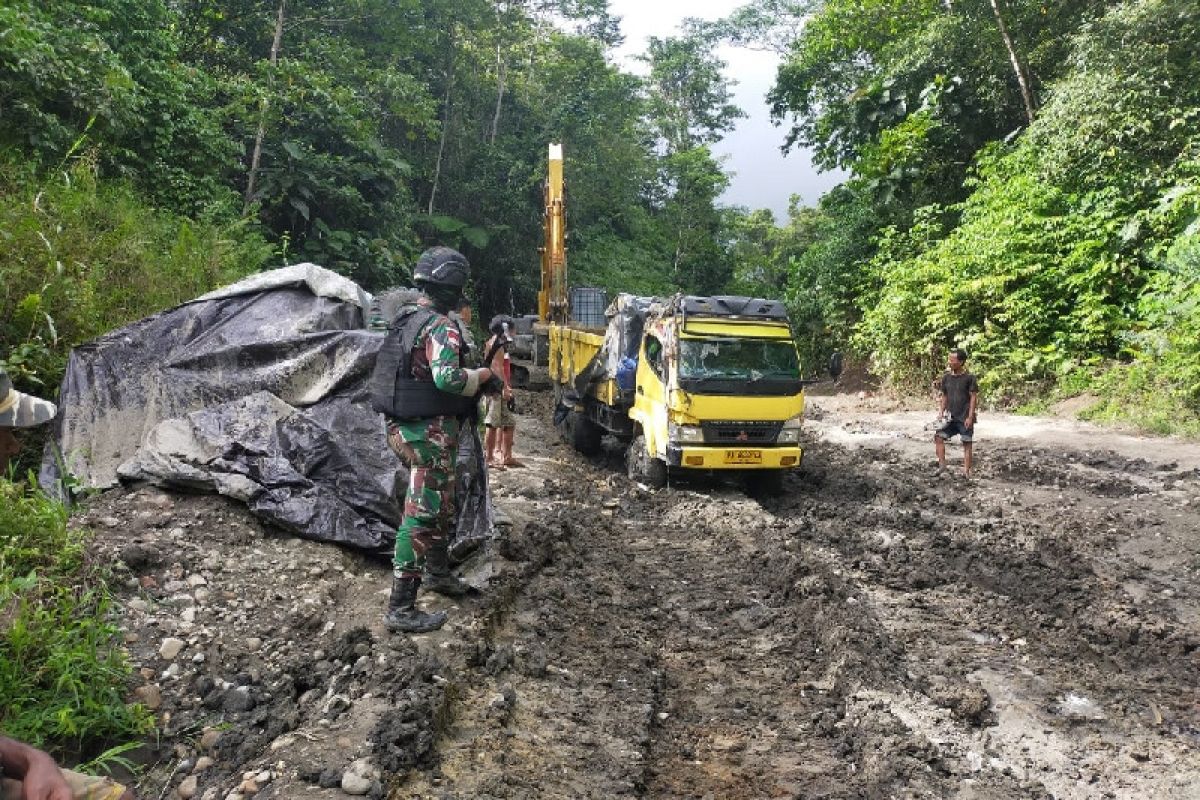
[[605, 0, 846, 221]]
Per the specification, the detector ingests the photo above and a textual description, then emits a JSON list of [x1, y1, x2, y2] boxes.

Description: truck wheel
[[570, 411, 603, 456], [627, 435, 667, 488], [745, 469, 786, 497]]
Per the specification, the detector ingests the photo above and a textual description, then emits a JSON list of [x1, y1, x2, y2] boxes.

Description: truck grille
[[701, 421, 782, 445]]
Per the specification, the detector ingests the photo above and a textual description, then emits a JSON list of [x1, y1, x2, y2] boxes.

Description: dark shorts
[[936, 419, 974, 443]]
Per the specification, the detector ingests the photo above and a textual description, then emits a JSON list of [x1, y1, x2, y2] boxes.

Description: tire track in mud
[[398, 444, 1002, 798], [397, 397, 1200, 798]]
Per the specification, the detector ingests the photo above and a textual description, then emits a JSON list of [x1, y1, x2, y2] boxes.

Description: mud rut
[[396, 394, 1200, 799]]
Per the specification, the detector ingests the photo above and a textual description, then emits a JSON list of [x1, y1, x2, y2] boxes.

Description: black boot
[[384, 576, 446, 633], [423, 539, 472, 597]]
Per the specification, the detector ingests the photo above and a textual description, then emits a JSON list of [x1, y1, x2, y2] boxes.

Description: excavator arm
[[538, 143, 568, 325]]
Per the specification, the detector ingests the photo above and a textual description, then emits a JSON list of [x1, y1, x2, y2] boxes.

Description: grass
[[0, 476, 153, 754], [0, 151, 271, 398], [1011, 364, 1200, 437]]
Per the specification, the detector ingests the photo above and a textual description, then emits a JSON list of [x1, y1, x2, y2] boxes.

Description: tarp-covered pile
[[40, 264, 491, 556]]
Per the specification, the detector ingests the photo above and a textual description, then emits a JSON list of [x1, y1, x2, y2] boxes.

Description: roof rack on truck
[[674, 295, 789, 321]]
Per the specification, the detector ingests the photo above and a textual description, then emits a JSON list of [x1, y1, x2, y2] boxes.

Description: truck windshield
[[678, 337, 801, 393]]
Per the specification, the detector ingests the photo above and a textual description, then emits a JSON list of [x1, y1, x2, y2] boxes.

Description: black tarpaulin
[[40, 264, 492, 555]]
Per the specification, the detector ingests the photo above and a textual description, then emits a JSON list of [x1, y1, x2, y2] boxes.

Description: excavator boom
[[538, 143, 568, 325]]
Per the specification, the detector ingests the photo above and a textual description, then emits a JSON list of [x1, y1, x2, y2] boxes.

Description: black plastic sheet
[[40, 264, 492, 555]]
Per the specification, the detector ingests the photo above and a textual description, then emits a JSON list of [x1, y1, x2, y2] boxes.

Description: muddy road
[[399, 392, 1200, 799], [85, 390, 1199, 799]]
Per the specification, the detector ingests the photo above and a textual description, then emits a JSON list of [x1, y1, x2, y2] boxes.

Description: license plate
[[725, 449, 762, 465]]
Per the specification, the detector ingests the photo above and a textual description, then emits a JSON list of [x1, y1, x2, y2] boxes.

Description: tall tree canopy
[[720, 0, 1200, 430]]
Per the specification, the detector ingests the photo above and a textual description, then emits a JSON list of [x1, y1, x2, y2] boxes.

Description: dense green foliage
[[729, 0, 1200, 431], [1, 0, 749, 399], [0, 478, 153, 750], [0, 157, 270, 396]]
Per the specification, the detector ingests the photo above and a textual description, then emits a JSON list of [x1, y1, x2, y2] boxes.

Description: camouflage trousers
[[387, 417, 460, 578]]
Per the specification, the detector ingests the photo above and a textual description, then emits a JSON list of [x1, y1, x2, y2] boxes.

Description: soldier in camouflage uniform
[[371, 247, 500, 633]]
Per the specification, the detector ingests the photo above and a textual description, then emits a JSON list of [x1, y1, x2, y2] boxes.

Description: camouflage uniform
[[384, 301, 483, 578]]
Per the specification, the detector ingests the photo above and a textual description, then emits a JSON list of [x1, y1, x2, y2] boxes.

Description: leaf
[[288, 197, 310, 221], [282, 141, 303, 160], [421, 214, 467, 233], [461, 226, 490, 249]]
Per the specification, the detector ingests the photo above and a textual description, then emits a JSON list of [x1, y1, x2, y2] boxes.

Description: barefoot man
[[935, 348, 979, 477]]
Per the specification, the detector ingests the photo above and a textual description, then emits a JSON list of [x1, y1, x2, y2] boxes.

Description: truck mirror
[[829, 351, 844, 380]]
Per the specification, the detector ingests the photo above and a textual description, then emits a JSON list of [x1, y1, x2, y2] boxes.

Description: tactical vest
[[370, 305, 474, 419]]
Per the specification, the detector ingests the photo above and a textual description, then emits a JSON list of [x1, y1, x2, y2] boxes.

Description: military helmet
[[413, 246, 469, 288]]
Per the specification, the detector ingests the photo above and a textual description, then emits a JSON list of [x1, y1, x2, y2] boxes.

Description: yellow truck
[[537, 143, 839, 492], [551, 293, 839, 492]]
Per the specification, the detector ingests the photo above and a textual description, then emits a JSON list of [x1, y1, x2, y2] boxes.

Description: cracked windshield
[[679, 337, 800, 382]]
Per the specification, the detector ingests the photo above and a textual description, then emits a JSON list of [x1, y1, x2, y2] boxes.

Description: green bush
[[0, 478, 152, 750], [851, 0, 1200, 432], [0, 154, 271, 393]]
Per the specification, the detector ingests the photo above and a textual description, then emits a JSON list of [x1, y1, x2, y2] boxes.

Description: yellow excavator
[[538, 143, 839, 492]]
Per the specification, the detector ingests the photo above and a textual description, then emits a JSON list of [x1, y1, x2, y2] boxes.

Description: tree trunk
[[427, 62, 454, 215], [489, 43, 507, 145], [989, 0, 1036, 124], [244, 0, 286, 215]]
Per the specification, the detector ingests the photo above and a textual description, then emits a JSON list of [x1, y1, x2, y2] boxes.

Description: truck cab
[[625, 296, 806, 491]]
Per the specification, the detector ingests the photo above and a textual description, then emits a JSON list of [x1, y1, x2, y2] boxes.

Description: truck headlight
[[670, 424, 705, 444], [777, 414, 803, 444]]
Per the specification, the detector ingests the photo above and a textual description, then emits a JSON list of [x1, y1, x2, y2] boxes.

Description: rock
[[187, 574, 208, 587], [246, 637, 262, 652], [341, 758, 380, 796], [341, 774, 372, 795], [200, 729, 221, 751], [238, 778, 259, 795], [99, 516, 121, 528], [223, 686, 256, 713], [181, 608, 197, 623], [160, 638, 186, 660], [317, 769, 342, 789], [177, 775, 198, 799], [269, 735, 295, 752], [322, 693, 351, 718], [194, 757, 215, 772], [143, 492, 175, 510], [127, 598, 151, 614], [134, 684, 163, 710]]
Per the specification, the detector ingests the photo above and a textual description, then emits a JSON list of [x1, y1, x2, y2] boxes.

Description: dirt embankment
[[80, 389, 1199, 799]]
